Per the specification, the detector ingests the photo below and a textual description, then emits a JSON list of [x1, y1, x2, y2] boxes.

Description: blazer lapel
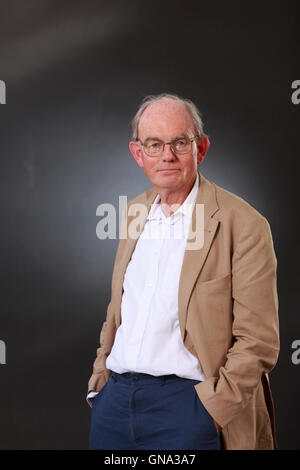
[[177, 170, 220, 341]]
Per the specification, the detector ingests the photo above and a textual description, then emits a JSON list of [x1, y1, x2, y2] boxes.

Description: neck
[[155, 175, 197, 218]]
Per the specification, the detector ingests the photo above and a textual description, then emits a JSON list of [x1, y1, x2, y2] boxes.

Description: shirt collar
[[147, 172, 199, 221]]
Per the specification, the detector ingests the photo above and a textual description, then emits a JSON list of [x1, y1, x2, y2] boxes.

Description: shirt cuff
[[86, 391, 99, 408]]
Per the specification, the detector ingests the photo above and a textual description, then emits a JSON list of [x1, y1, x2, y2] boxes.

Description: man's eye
[[175, 139, 187, 147], [149, 142, 161, 150]]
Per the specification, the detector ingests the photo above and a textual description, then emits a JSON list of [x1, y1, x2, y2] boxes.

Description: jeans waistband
[[110, 371, 202, 386]]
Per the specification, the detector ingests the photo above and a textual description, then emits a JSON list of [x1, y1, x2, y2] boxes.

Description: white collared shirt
[[105, 173, 205, 380]]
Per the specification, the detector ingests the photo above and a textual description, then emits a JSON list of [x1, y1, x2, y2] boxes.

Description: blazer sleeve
[[194, 215, 280, 428], [87, 303, 115, 394]]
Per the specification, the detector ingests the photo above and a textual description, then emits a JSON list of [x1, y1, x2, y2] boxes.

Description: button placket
[[128, 225, 162, 370], [133, 221, 167, 369]]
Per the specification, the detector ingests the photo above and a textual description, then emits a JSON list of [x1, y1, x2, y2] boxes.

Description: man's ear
[[196, 136, 210, 165], [129, 140, 144, 168]]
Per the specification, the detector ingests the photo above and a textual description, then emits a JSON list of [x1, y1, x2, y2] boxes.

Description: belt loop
[[111, 373, 117, 383]]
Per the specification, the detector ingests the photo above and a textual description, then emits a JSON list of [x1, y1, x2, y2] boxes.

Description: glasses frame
[[137, 135, 200, 157]]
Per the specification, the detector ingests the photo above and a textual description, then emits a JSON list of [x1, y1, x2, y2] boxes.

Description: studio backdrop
[[0, 0, 299, 450]]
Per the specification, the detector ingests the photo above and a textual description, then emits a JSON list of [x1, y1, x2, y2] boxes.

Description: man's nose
[[162, 143, 176, 160]]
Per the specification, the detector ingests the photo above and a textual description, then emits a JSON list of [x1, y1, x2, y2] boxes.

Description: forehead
[[138, 99, 194, 140]]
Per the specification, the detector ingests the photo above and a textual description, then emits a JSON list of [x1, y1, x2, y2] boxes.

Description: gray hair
[[131, 93, 207, 141]]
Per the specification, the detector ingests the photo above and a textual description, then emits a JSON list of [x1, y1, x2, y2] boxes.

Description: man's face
[[129, 99, 209, 193]]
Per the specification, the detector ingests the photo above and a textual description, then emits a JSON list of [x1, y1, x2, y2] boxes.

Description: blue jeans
[[89, 371, 222, 450]]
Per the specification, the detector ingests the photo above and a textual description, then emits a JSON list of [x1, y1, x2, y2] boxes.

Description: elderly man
[[87, 93, 279, 450]]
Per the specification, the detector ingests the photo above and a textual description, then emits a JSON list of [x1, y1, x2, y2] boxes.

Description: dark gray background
[[0, 0, 299, 449]]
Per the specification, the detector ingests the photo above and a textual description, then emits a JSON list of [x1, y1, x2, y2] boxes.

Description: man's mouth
[[158, 169, 180, 172]]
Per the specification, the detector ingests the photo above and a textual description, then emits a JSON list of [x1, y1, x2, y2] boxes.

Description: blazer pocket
[[193, 274, 232, 342]]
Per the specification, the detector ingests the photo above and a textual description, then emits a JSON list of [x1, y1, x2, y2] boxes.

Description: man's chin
[[153, 174, 182, 189]]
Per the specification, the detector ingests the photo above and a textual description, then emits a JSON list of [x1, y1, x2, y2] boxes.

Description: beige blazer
[[88, 170, 280, 450]]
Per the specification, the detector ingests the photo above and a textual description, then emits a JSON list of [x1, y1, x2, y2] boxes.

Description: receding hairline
[[131, 93, 207, 141]]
